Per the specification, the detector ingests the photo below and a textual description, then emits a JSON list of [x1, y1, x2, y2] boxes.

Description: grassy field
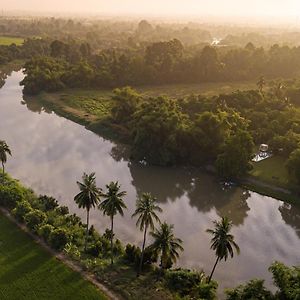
[[136, 81, 257, 98], [250, 156, 291, 188], [0, 213, 107, 300], [0, 36, 24, 46], [29, 80, 257, 124]]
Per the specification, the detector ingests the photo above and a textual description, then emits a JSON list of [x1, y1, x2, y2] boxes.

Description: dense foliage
[[20, 41, 300, 93]]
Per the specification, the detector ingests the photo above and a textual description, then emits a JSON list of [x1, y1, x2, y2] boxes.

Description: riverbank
[[27, 89, 300, 206], [0, 174, 213, 300]]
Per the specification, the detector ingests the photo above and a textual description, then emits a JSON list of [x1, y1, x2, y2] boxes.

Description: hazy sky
[[2, 0, 300, 18]]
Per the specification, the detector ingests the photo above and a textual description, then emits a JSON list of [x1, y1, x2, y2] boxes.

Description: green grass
[[250, 156, 291, 187], [0, 36, 24, 46], [0, 213, 107, 300], [136, 81, 257, 98]]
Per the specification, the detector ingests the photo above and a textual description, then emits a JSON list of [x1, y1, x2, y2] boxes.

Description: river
[[1, 70, 300, 295]]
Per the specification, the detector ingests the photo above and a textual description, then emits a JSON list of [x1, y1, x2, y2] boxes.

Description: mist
[[2, 0, 300, 21]]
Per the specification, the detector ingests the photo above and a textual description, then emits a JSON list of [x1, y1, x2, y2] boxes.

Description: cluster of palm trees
[[74, 172, 240, 280], [1, 140, 240, 281]]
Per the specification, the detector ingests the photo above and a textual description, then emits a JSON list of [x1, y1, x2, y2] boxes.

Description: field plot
[[0, 36, 24, 46], [0, 213, 107, 300]]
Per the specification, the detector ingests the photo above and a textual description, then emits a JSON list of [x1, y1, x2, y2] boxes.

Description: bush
[[56, 206, 69, 215], [87, 240, 103, 257], [24, 209, 47, 232], [124, 244, 141, 264], [38, 195, 59, 211], [0, 185, 25, 209], [165, 269, 205, 296], [225, 279, 272, 300], [38, 223, 54, 241], [193, 281, 218, 300], [12, 200, 32, 222], [49, 228, 70, 250], [64, 243, 81, 260]]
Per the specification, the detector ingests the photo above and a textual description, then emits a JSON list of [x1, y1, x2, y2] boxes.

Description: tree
[[132, 193, 162, 276], [206, 216, 240, 282], [257, 76, 266, 93], [216, 130, 254, 179], [225, 279, 273, 300], [269, 261, 300, 300], [99, 181, 127, 265], [149, 222, 183, 270], [0, 140, 12, 175], [74, 172, 101, 251]]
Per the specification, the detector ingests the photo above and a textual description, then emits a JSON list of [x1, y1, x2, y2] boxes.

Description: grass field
[[136, 81, 257, 98], [30, 80, 257, 123], [0, 213, 107, 300], [0, 36, 24, 46], [250, 156, 293, 188]]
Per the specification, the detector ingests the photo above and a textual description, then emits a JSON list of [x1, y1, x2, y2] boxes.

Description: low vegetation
[[0, 212, 106, 300], [0, 36, 24, 46]]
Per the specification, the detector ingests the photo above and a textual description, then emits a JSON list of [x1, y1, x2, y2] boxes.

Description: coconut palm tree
[[0, 140, 12, 175], [74, 172, 101, 251], [206, 216, 240, 282], [99, 181, 127, 265], [150, 222, 183, 270], [132, 193, 162, 276]]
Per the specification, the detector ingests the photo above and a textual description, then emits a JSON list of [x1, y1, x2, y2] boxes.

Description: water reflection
[[1, 70, 300, 296]]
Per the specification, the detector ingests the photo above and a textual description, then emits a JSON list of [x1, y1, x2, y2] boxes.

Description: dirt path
[[0, 207, 122, 300]]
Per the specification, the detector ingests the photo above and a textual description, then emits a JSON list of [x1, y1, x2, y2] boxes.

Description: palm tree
[[99, 181, 127, 265], [74, 172, 101, 251], [150, 222, 183, 270], [132, 193, 162, 276], [206, 216, 240, 283], [0, 140, 12, 175]]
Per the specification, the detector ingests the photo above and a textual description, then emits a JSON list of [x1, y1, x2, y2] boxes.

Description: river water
[[1, 70, 300, 294]]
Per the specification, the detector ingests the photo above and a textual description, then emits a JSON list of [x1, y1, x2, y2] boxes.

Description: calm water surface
[[1, 70, 300, 294]]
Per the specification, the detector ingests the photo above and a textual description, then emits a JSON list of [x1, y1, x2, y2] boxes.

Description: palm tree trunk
[[85, 209, 90, 251], [2, 161, 4, 175], [110, 216, 114, 265], [137, 225, 148, 277], [208, 257, 219, 283]]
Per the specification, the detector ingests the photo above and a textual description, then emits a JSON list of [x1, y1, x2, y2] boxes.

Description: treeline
[[21, 38, 300, 93], [0, 173, 299, 299], [101, 84, 300, 181]]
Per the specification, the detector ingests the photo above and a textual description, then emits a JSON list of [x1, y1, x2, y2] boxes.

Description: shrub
[[124, 244, 141, 264], [225, 279, 273, 300], [12, 200, 32, 222], [56, 205, 69, 215], [49, 228, 70, 250], [64, 243, 81, 260], [165, 269, 205, 296], [24, 209, 47, 232], [38, 223, 54, 241], [38, 195, 59, 211], [0, 185, 25, 209], [193, 281, 218, 300], [113, 239, 124, 256]]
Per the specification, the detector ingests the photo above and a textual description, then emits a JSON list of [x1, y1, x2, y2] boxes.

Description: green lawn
[[0, 36, 24, 46], [136, 81, 257, 98], [0, 213, 107, 300], [250, 155, 291, 188]]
